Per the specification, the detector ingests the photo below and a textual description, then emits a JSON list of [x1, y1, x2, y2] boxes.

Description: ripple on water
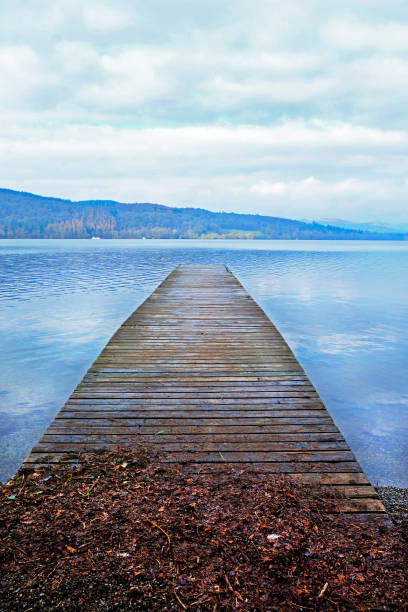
[[0, 238, 407, 485]]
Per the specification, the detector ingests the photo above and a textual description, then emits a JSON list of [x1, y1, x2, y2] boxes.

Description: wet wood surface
[[24, 264, 384, 514]]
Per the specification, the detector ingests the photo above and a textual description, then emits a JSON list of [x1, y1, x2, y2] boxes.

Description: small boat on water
[[91, 236, 101, 240]]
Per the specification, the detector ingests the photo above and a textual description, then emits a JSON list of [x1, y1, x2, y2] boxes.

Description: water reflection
[[0, 239, 407, 485]]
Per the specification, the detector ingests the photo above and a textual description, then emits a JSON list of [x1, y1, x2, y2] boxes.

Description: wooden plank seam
[[23, 264, 385, 516]]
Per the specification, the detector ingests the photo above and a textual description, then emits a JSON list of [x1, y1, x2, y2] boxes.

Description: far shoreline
[[1, 237, 408, 242]]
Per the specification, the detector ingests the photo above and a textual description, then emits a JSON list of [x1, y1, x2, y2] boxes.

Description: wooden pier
[[24, 264, 384, 515]]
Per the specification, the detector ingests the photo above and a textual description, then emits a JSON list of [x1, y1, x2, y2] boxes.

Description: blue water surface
[[0, 239, 407, 485]]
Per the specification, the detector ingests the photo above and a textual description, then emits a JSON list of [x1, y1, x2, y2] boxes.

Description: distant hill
[[0, 188, 406, 240], [315, 218, 408, 235]]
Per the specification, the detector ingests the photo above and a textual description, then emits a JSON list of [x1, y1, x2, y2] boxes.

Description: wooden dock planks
[[24, 264, 385, 515]]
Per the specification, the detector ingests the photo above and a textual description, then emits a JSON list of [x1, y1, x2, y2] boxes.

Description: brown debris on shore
[[1, 448, 407, 611]]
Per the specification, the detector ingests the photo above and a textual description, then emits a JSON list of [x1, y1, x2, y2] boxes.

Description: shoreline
[[376, 486, 408, 527]]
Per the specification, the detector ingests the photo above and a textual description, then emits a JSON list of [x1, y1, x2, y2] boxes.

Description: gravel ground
[[376, 487, 408, 536]]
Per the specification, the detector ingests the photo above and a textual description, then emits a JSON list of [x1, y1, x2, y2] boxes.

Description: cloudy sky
[[1, 0, 408, 222]]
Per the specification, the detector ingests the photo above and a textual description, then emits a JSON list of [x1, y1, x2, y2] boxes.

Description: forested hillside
[[0, 188, 405, 240]]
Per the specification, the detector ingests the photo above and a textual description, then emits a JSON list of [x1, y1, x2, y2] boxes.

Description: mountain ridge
[[314, 218, 408, 235], [0, 188, 406, 240]]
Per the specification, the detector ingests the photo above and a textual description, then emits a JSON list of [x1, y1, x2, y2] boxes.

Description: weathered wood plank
[[58, 410, 330, 418], [71, 391, 319, 399], [24, 456, 363, 473], [41, 425, 345, 445], [22, 264, 384, 515], [67, 397, 324, 405], [53, 417, 335, 427], [34, 441, 350, 452]]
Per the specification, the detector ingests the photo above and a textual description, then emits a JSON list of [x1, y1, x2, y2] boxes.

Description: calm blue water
[[1, 239, 407, 486]]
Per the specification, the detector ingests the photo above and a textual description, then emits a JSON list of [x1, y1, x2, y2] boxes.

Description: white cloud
[[0, 46, 53, 106], [326, 16, 408, 52], [250, 177, 373, 199], [200, 73, 335, 108], [55, 42, 101, 75], [0, 121, 407, 222], [352, 55, 408, 95], [247, 175, 408, 219], [0, 4, 408, 123], [82, 4, 131, 33], [76, 47, 173, 108], [0, 1, 408, 222]]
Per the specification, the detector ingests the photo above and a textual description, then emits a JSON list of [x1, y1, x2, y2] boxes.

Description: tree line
[[0, 188, 405, 240]]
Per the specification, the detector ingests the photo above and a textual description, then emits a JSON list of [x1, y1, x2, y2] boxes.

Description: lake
[[0, 239, 407, 486]]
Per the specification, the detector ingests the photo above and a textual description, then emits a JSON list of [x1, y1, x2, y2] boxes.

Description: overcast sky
[[1, 0, 408, 221]]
